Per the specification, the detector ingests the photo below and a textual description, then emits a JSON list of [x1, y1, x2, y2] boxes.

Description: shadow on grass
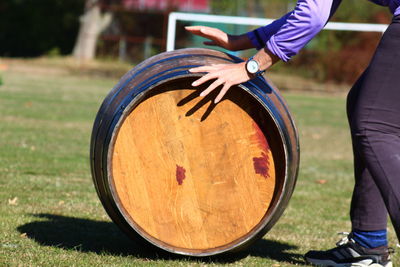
[[17, 213, 305, 265]]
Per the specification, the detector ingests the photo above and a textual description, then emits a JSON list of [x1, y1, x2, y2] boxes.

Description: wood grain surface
[[110, 82, 277, 251]]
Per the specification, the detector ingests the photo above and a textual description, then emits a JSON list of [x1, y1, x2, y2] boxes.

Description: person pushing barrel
[[186, 0, 400, 266]]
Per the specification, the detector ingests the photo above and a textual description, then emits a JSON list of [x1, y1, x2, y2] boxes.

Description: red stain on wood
[[252, 122, 270, 151], [251, 122, 271, 178], [253, 152, 270, 178], [176, 165, 186, 185]]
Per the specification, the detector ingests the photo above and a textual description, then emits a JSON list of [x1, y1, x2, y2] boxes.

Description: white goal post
[[167, 12, 389, 51]]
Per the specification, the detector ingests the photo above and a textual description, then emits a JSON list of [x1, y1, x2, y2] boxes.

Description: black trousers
[[347, 15, 400, 240]]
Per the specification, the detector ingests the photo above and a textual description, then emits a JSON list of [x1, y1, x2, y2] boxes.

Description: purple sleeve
[[247, 0, 342, 62], [246, 12, 293, 50]]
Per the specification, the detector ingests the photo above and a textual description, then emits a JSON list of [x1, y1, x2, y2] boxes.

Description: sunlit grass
[[0, 59, 397, 266]]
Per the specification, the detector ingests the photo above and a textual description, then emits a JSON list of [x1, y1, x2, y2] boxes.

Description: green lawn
[[0, 61, 398, 266]]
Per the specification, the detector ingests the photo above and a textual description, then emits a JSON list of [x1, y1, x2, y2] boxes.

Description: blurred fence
[[96, 10, 390, 86], [167, 12, 388, 51], [165, 12, 389, 86]]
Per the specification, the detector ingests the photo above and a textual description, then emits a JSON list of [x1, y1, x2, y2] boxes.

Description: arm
[[185, 12, 294, 52], [188, 0, 342, 103], [257, 0, 342, 61], [247, 12, 293, 50]]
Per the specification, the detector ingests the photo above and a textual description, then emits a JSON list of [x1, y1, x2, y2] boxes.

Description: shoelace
[[336, 232, 351, 247]]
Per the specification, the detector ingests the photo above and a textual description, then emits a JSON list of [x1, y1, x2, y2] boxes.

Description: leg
[[347, 71, 388, 232], [304, 17, 400, 267], [348, 20, 400, 240]]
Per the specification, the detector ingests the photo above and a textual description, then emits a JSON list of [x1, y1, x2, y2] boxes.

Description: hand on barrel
[[185, 26, 279, 104], [185, 26, 252, 104], [189, 63, 251, 104]]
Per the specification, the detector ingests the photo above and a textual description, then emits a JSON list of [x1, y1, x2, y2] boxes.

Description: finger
[[199, 79, 223, 97], [214, 83, 232, 104], [184, 26, 203, 33], [185, 26, 213, 38], [191, 73, 217, 87], [189, 65, 219, 73], [199, 27, 217, 37], [185, 25, 205, 30]]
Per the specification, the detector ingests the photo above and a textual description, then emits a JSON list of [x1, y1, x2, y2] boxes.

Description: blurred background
[[0, 0, 393, 89], [2, 2, 400, 266]]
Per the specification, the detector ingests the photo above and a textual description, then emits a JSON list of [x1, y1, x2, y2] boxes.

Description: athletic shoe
[[304, 232, 393, 267]]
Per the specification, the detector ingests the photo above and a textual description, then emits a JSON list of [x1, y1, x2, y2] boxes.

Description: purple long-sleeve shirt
[[247, 0, 400, 62]]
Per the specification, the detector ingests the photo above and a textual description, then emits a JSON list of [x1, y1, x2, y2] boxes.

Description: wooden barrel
[[90, 48, 299, 257]]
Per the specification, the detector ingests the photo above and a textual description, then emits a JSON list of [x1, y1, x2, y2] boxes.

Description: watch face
[[247, 60, 259, 74]]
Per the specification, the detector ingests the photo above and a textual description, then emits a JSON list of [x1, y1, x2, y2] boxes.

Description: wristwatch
[[245, 56, 264, 76]]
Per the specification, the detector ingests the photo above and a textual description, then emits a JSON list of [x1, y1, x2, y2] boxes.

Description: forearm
[[228, 33, 256, 51], [253, 47, 280, 71]]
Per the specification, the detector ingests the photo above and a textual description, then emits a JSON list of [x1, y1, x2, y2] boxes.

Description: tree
[[0, 0, 82, 57], [72, 0, 112, 61]]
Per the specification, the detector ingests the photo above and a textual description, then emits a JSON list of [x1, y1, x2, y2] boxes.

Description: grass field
[[0, 59, 398, 267]]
